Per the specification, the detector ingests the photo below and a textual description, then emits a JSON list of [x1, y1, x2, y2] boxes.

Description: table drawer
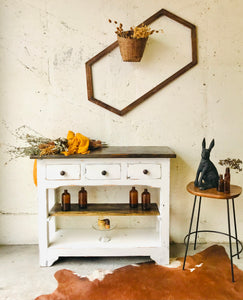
[[85, 164, 121, 180], [46, 165, 81, 180], [127, 164, 161, 179]]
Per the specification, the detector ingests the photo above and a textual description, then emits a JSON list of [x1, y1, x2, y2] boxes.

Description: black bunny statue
[[194, 138, 219, 190]]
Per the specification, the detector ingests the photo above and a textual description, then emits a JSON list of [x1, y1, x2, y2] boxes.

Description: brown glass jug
[[141, 189, 151, 210], [129, 187, 138, 208], [62, 189, 71, 211], [224, 167, 230, 193], [217, 174, 224, 192], [79, 187, 87, 209]]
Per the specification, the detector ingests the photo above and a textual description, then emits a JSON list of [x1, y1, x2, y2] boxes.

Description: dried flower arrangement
[[108, 19, 163, 39], [5, 125, 106, 162], [108, 19, 163, 62], [218, 158, 242, 173]]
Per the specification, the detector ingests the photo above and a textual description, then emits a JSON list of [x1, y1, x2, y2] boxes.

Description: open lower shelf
[[49, 228, 161, 249], [49, 203, 160, 216]]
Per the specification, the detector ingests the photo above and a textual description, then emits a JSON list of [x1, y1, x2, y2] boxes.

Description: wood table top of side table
[[187, 182, 242, 200]]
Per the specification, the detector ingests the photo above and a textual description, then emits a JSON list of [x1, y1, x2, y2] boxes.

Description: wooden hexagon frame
[[85, 9, 197, 116]]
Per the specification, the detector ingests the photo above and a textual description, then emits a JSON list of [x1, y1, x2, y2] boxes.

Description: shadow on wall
[[170, 155, 196, 242], [170, 155, 195, 196]]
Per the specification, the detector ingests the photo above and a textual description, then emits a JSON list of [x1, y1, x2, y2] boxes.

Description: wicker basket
[[117, 32, 148, 62]]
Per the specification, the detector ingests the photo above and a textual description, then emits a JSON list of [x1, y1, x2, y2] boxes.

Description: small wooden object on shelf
[[98, 218, 106, 230]]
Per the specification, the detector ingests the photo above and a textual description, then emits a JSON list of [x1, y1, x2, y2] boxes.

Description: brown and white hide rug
[[35, 245, 243, 300]]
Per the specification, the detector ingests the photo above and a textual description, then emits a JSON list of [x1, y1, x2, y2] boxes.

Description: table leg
[[194, 196, 201, 250], [232, 198, 240, 259], [183, 195, 197, 270], [227, 199, 235, 282]]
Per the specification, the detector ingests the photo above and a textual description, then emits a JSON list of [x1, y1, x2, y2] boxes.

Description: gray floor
[[0, 243, 242, 300]]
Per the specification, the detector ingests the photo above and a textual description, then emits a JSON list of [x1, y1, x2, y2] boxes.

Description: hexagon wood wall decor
[[85, 9, 198, 116]]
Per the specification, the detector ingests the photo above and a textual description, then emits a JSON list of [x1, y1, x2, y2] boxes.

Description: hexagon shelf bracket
[[85, 9, 198, 116]]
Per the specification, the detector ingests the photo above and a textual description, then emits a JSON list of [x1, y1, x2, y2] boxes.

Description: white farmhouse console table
[[32, 146, 176, 267]]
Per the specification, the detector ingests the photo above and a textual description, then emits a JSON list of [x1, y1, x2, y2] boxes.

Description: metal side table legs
[[183, 191, 242, 282]]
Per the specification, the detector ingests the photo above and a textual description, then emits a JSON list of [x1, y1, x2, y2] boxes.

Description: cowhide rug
[[36, 245, 243, 300]]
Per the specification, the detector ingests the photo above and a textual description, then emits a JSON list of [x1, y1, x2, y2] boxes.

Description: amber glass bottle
[[224, 167, 230, 193], [79, 187, 87, 209], [225, 167, 230, 181], [141, 189, 151, 210], [217, 174, 224, 192], [62, 189, 71, 211], [129, 187, 138, 208]]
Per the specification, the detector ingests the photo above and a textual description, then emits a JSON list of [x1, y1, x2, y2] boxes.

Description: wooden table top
[[186, 182, 242, 199], [30, 146, 176, 159]]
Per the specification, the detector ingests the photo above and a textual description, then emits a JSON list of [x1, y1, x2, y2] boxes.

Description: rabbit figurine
[[194, 138, 219, 190]]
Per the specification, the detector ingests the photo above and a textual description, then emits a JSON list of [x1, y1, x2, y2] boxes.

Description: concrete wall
[[0, 0, 243, 244]]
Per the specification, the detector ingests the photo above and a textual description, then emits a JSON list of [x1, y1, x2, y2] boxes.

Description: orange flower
[[62, 131, 90, 156]]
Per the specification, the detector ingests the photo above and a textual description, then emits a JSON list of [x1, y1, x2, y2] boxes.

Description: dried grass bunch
[[3, 124, 106, 163], [108, 19, 163, 39]]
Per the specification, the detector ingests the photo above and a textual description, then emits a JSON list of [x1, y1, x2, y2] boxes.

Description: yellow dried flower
[[109, 19, 163, 39]]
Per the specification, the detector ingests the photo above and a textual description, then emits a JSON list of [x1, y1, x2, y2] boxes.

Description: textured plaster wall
[[0, 0, 243, 244]]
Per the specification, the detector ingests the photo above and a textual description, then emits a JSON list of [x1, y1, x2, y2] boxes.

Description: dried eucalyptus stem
[[2, 124, 68, 163], [2, 123, 107, 164], [218, 158, 242, 173]]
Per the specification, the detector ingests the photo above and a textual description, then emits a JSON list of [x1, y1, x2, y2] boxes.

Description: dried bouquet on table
[[5, 125, 106, 161], [108, 19, 163, 62], [3, 125, 107, 187]]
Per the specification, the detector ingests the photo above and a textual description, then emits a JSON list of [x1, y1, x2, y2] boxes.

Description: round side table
[[182, 182, 242, 282]]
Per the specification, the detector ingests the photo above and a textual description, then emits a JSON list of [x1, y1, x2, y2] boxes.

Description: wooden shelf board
[[50, 203, 159, 216]]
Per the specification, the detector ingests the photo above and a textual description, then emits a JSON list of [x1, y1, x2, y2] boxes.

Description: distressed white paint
[[36, 157, 171, 266], [85, 164, 121, 180], [0, 0, 243, 245], [46, 164, 81, 180], [127, 163, 161, 179]]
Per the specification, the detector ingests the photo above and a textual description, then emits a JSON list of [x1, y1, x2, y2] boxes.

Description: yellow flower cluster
[[62, 131, 90, 156], [132, 25, 153, 39], [109, 19, 163, 39]]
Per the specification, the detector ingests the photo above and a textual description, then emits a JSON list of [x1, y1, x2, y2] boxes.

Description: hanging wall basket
[[117, 31, 148, 62]]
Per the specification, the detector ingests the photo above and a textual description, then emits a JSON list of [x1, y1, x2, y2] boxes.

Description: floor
[[0, 243, 242, 300]]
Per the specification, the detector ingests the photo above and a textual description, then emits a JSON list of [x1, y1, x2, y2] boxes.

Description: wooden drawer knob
[[101, 170, 107, 176], [60, 170, 66, 176], [143, 169, 149, 175]]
